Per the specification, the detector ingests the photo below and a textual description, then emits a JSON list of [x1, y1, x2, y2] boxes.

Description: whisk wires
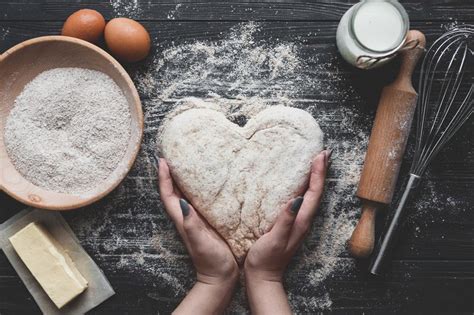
[[411, 26, 473, 176]]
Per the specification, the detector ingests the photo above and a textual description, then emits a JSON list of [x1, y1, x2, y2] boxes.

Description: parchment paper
[[0, 208, 115, 314]]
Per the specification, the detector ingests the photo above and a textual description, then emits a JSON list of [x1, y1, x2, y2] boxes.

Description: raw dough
[[159, 99, 324, 260]]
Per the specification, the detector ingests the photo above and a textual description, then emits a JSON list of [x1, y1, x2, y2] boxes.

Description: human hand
[[158, 158, 238, 314], [244, 150, 330, 314]]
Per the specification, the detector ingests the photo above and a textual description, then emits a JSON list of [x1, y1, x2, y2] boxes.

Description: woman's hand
[[244, 150, 330, 314], [158, 158, 239, 314]]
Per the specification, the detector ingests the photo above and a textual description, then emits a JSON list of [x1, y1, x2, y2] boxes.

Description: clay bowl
[[0, 36, 143, 210]]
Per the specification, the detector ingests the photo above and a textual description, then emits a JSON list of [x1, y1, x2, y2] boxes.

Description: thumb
[[270, 196, 304, 242], [179, 199, 207, 246]]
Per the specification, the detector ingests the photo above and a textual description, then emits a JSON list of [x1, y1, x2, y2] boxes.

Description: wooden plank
[[1, 20, 471, 55], [0, 1, 474, 22], [0, 11, 473, 314], [0, 20, 472, 262], [1, 255, 473, 313]]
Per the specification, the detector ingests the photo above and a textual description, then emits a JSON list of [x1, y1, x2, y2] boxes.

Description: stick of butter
[[9, 222, 88, 309]]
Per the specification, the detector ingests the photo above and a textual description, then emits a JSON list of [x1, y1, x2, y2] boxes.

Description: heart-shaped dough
[[159, 99, 324, 261]]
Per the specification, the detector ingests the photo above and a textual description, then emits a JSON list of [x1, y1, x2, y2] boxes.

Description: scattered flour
[[109, 0, 141, 18], [138, 23, 367, 310], [69, 23, 368, 311], [0, 26, 10, 41], [442, 20, 460, 31], [167, 3, 183, 20], [5, 68, 131, 195]]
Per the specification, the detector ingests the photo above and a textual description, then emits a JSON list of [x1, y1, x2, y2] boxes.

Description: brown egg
[[62, 9, 105, 43], [104, 18, 151, 63]]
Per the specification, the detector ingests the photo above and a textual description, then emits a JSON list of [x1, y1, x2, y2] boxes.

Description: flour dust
[[109, 0, 141, 18], [167, 3, 183, 20], [0, 26, 10, 41], [67, 23, 367, 312]]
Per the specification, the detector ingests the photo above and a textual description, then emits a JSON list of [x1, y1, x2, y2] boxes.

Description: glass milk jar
[[336, 0, 410, 69]]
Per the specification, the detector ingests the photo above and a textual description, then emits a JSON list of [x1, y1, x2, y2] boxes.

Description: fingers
[[158, 157, 185, 197], [157, 160, 222, 254], [288, 150, 330, 249], [158, 158, 184, 227], [179, 199, 210, 252], [158, 158, 175, 200], [269, 197, 304, 243], [299, 150, 330, 223]]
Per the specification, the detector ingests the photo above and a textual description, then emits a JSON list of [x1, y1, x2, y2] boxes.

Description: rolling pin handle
[[348, 202, 379, 258]]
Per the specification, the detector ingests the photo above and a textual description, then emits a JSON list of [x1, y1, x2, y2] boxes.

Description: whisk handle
[[370, 174, 421, 275], [391, 30, 426, 93]]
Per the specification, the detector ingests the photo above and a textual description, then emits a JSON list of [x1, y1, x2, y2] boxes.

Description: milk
[[336, 0, 409, 69], [353, 1, 405, 52]]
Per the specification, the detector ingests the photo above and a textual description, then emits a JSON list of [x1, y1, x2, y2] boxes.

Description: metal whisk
[[370, 26, 473, 275]]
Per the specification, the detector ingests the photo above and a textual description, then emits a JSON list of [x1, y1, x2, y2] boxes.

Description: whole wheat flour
[[5, 68, 131, 195]]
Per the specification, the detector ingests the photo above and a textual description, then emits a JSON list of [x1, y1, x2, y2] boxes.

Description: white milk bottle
[[336, 0, 411, 69]]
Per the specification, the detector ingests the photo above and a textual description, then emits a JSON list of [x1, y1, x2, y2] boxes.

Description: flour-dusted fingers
[[287, 151, 329, 249], [158, 158, 184, 227], [158, 158, 175, 199], [172, 181, 185, 199], [158, 158, 185, 198], [268, 198, 302, 245], [180, 199, 211, 253], [300, 151, 328, 220]]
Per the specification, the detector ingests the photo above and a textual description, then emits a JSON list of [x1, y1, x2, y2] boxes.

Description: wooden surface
[[1, 1, 473, 314]]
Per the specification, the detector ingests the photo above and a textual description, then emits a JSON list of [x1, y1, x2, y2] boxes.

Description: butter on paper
[[0, 208, 114, 314]]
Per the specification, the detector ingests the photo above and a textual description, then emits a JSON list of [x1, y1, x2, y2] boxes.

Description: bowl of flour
[[0, 36, 143, 210]]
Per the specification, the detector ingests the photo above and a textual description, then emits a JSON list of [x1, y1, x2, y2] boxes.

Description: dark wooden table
[[1, 1, 473, 314]]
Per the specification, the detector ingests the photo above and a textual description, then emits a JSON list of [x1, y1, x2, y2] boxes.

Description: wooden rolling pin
[[348, 30, 426, 258]]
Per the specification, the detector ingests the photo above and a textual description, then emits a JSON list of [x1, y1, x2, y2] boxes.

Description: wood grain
[[0, 1, 473, 22], [357, 30, 425, 204], [0, 1, 473, 314]]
